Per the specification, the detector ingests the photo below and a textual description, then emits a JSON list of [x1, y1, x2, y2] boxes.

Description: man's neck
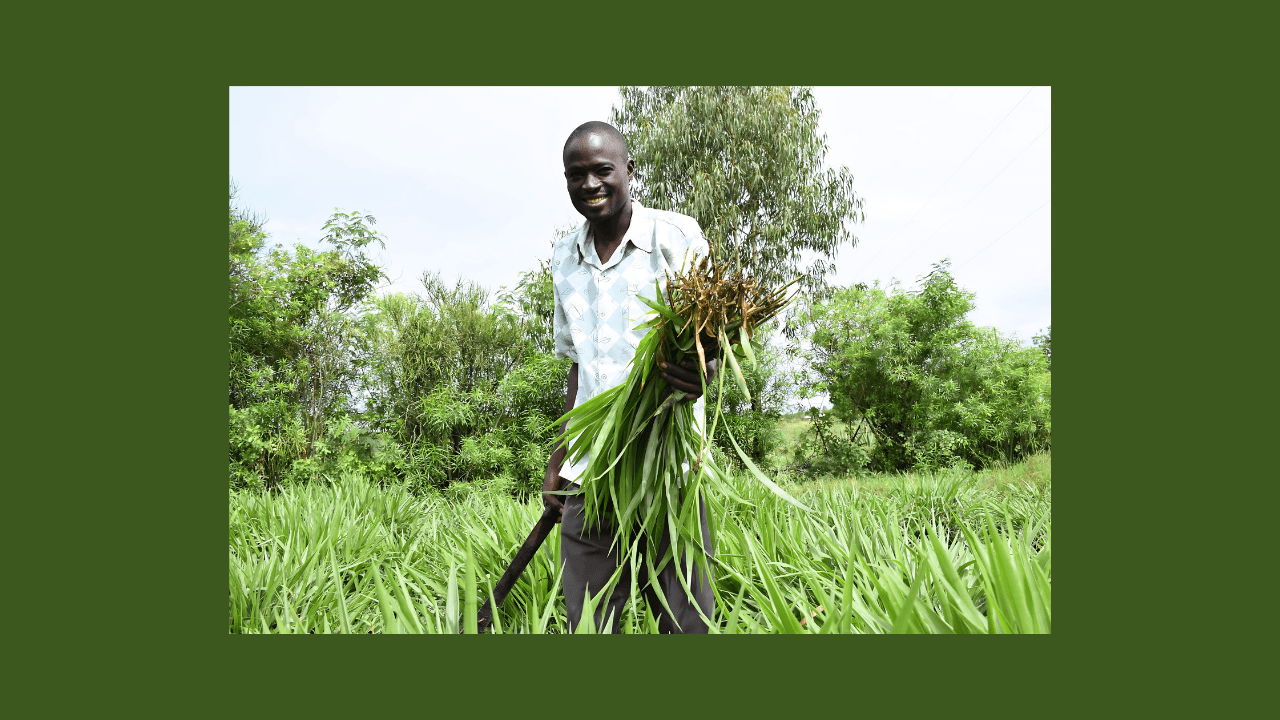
[[590, 201, 633, 265]]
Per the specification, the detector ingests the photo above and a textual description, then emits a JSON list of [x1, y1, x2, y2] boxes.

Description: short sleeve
[[552, 240, 579, 363], [657, 214, 710, 273]]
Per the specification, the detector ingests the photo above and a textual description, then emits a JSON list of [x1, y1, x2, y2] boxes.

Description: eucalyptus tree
[[610, 86, 865, 304]]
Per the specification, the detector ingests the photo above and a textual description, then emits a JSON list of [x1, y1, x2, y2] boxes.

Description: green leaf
[[720, 327, 751, 402], [635, 291, 683, 325], [463, 540, 478, 634], [721, 419, 811, 513], [738, 326, 757, 370], [372, 562, 399, 634]]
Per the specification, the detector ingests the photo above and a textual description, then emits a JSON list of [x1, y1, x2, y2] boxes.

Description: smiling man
[[544, 121, 719, 634]]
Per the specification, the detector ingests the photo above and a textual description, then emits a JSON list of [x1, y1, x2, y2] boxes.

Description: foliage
[[229, 454, 1050, 634], [784, 408, 872, 478], [359, 268, 568, 494], [611, 86, 865, 305], [495, 226, 573, 355], [1032, 325, 1051, 368], [806, 261, 1051, 472], [228, 183, 396, 489], [705, 329, 787, 466]]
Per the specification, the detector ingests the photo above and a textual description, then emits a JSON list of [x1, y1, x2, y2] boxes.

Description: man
[[544, 121, 719, 633]]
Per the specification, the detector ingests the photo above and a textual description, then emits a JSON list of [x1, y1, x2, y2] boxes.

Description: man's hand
[[542, 363, 577, 523], [659, 341, 720, 402], [542, 451, 565, 523]]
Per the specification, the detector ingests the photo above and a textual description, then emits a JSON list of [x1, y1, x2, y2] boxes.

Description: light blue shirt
[[552, 201, 710, 484]]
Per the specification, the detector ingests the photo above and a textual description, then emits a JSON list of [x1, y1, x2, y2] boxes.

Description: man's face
[[563, 132, 634, 223]]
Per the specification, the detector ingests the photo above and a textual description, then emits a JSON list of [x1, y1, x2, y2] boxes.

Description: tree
[[494, 225, 574, 355], [611, 86, 865, 305], [228, 181, 395, 489], [1032, 325, 1051, 368], [808, 261, 1051, 472], [359, 266, 569, 493]]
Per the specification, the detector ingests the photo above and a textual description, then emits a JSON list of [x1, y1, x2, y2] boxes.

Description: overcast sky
[[229, 86, 1050, 341]]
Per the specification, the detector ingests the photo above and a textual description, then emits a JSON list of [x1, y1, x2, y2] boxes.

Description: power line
[[957, 199, 1051, 269], [886, 123, 1051, 277], [853, 86, 1038, 281]]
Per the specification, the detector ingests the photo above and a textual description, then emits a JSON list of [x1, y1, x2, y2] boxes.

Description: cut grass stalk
[[552, 253, 806, 614]]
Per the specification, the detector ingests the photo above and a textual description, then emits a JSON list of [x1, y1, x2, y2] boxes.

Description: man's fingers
[[665, 359, 716, 385], [543, 495, 564, 522], [662, 370, 703, 394]]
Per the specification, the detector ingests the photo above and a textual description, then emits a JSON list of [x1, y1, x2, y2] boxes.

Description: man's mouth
[[583, 195, 607, 207]]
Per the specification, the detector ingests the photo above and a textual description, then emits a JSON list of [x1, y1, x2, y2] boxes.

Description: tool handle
[[475, 504, 560, 633]]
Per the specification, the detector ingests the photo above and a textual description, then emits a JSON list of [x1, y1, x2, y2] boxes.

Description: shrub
[[807, 261, 1050, 472], [359, 266, 569, 496], [705, 329, 788, 467], [228, 183, 395, 489]]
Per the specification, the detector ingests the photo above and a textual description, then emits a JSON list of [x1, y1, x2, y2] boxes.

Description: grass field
[[230, 442, 1050, 634]]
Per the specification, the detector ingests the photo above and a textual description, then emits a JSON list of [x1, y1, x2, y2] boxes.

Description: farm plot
[[229, 454, 1050, 634]]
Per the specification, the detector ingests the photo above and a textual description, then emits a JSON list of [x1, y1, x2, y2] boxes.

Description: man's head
[[563, 121, 634, 223]]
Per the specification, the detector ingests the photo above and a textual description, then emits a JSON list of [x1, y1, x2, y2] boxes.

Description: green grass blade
[[738, 325, 757, 370], [372, 562, 400, 635]]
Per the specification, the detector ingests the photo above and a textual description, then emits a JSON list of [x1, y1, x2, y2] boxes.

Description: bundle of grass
[[553, 252, 810, 616]]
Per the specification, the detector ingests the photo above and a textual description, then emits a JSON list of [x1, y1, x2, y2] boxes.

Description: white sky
[[229, 86, 1050, 341]]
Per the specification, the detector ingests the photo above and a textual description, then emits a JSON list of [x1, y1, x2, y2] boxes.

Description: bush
[[228, 183, 397, 489], [359, 265, 569, 496], [779, 408, 870, 479], [705, 330, 788, 467], [807, 261, 1050, 472]]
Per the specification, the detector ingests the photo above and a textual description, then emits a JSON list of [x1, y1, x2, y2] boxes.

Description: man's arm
[[542, 362, 578, 522]]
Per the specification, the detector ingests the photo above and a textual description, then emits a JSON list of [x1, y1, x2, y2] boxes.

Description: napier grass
[[552, 256, 806, 619], [229, 453, 1050, 634]]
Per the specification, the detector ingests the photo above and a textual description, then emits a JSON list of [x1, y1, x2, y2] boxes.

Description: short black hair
[[563, 121, 629, 161]]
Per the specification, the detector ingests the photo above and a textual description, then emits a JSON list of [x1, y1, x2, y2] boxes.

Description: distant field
[[767, 412, 1050, 494], [762, 411, 853, 477]]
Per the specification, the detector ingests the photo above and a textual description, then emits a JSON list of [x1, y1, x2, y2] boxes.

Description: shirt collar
[[576, 200, 653, 265]]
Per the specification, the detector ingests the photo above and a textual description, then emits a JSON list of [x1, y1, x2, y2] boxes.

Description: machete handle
[[474, 504, 562, 634]]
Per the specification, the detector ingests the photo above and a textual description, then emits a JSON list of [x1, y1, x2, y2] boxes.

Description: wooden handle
[[475, 505, 560, 634]]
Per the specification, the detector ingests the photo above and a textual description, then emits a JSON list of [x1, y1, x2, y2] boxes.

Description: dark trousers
[[560, 491, 715, 634]]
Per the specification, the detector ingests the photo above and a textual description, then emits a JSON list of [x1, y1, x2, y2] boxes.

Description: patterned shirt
[[553, 201, 710, 484]]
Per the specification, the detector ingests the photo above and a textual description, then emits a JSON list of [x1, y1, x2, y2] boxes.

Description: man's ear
[[627, 158, 635, 178]]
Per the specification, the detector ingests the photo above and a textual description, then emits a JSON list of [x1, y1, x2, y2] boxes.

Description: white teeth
[[585, 196, 606, 205]]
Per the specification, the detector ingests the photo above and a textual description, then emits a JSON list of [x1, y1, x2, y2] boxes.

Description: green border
[[25, 0, 1134, 709]]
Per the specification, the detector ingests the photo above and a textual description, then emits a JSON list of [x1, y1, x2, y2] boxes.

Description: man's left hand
[[659, 348, 719, 402]]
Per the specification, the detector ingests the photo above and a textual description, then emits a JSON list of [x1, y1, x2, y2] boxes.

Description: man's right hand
[[542, 460, 564, 523], [545, 363, 577, 524]]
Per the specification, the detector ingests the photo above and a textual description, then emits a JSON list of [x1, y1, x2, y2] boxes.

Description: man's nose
[[584, 174, 602, 189]]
